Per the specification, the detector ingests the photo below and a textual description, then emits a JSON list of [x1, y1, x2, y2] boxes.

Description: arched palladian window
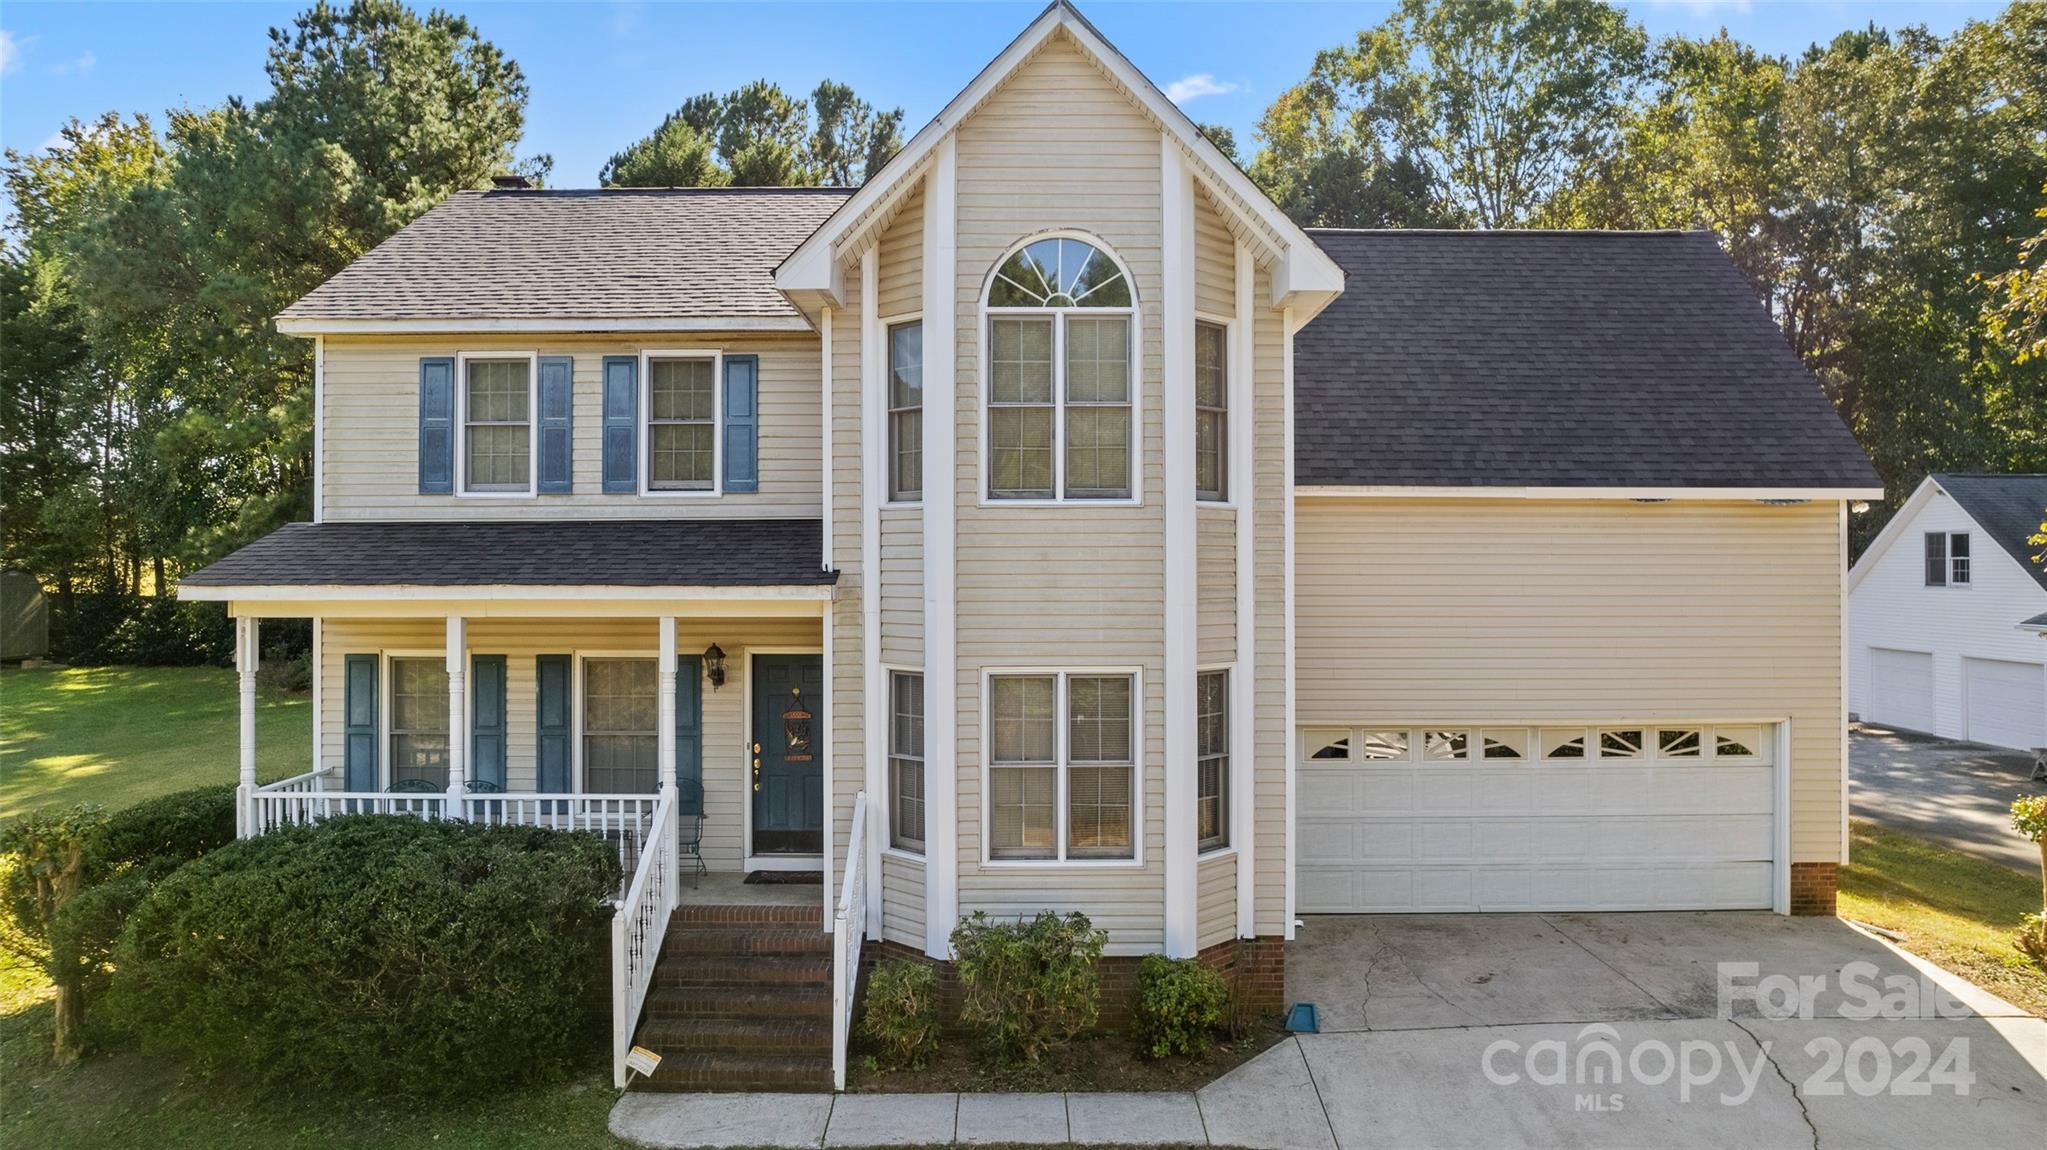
[[985, 235, 1135, 501]]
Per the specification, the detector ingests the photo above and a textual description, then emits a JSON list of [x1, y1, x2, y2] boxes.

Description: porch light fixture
[[703, 643, 727, 690]]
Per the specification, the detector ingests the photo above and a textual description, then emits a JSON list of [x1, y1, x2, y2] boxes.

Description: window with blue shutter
[[676, 655, 703, 814], [601, 356, 637, 492], [471, 655, 507, 790], [536, 654, 572, 792], [418, 357, 455, 493], [537, 356, 574, 493], [722, 354, 759, 492], [344, 654, 378, 790]]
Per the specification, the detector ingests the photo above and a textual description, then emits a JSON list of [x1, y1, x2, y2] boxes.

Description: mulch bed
[[846, 1016, 1287, 1094]]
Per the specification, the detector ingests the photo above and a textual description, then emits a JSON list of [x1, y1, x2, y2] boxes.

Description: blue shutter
[[722, 354, 759, 492], [601, 356, 637, 493], [470, 655, 507, 790], [676, 655, 703, 815], [343, 654, 378, 790], [537, 356, 574, 493], [536, 654, 571, 792], [418, 357, 456, 493]]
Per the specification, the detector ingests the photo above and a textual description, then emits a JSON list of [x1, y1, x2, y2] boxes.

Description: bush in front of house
[[1130, 954, 1230, 1059], [107, 814, 622, 1098], [951, 910, 1105, 1063], [861, 958, 940, 1069], [2014, 795, 2047, 970], [101, 784, 238, 869]]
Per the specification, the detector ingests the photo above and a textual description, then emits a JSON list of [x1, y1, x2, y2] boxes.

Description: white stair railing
[[611, 790, 679, 1088], [831, 790, 869, 1091]]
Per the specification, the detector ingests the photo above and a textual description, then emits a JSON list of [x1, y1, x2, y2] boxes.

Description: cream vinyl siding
[[316, 616, 819, 872], [1251, 270, 1287, 935], [1295, 498, 1846, 863], [1193, 186, 1235, 319], [881, 509, 924, 665], [828, 266, 872, 913], [319, 333, 821, 520], [878, 184, 924, 319], [1198, 507, 1236, 665], [881, 854, 927, 946], [1197, 851, 1236, 949], [953, 33, 1166, 951]]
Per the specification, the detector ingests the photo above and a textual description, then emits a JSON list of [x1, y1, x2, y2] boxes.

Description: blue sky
[[0, 1, 2006, 190]]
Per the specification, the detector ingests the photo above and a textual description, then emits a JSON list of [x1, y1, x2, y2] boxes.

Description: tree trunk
[[51, 982, 84, 1065], [153, 555, 167, 597]]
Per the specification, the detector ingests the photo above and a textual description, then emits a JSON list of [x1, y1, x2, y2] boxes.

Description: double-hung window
[[988, 671, 1136, 861], [890, 671, 925, 853], [584, 658, 658, 793], [1197, 670, 1228, 851], [1194, 322, 1227, 501], [647, 357, 716, 491], [986, 237, 1134, 501], [388, 657, 450, 790], [1924, 532, 1971, 587], [889, 322, 923, 501], [463, 358, 533, 492]]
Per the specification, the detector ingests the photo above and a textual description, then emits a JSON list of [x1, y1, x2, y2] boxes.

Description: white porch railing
[[611, 790, 679, 1088], [831, 790, 869, 1091]]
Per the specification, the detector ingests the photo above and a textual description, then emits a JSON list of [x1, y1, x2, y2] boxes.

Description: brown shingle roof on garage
[[279, 187, 852, 323]]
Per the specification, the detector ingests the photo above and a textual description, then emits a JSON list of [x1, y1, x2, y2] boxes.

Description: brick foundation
[[865, 933, 1287, 1032], [1789, 861, 1838, 916]]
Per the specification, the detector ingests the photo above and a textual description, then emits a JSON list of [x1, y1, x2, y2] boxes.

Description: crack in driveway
[[1732, 1019, 1819, 1150]]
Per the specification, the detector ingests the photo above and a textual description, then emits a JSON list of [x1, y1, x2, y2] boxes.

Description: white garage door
[[1297, 724, 1776, 913], [1962, 658, 2046, 750], [1867, 648, 1936, 734]]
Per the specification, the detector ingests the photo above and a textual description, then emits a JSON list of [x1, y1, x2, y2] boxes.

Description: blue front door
[[751, 654, 824, 854]]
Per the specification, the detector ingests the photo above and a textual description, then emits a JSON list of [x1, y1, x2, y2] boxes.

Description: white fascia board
[[274, 315, 816, 336], [774, 2, 1344, 310], [1844, 476, 1940, 592], [181, 583, 834, 603], [1298, 484, 1889, 502]]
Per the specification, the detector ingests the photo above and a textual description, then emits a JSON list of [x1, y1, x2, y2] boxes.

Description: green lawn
[[0, 665, 311, 820], [1839, 819, 2047, 1017]]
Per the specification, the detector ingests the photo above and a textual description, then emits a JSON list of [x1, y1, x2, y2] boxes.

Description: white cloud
[[49, 50, 95, 77], [1646, 0, 1753, 15], [37, 130, 66, 153], [1, 30, 23, 76], [1164, 73, 1239, 106]]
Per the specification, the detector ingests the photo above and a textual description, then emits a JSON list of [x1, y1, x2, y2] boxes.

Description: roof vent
[[489, 173, 532, 190]]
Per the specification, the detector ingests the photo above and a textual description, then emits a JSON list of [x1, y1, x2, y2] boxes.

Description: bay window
[[988, 670, 1136, 862]]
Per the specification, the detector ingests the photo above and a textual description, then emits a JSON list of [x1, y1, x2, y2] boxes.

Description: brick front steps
[[630, 903, 832, 1092]]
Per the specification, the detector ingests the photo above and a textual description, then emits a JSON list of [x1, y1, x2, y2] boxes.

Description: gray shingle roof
[[182, 520, 833, 587], [2021, 611, 2047, 630], [279, 188, 852, 322], [1294, 230, 1881, 491], [1934, 474, 2047, 591]]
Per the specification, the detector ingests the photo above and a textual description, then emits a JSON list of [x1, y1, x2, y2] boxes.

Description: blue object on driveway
[[1285, 1002, 1319, 1033]]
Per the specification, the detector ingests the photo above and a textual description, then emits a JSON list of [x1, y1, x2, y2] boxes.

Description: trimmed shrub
[[107, 815, 621, 1098], [1131, 954, 1229, 1059], [951, 910, 1105, 1063], [101, 785, 238, 869], [861, 959, 939, 1068]]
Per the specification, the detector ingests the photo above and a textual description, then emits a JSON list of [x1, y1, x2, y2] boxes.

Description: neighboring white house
[[1849, 473, 2047, 751]]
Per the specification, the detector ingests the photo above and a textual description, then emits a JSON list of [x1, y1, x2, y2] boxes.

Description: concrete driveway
[[1199, 912, 2047, 1149], [1850, 725, 2044, 870]]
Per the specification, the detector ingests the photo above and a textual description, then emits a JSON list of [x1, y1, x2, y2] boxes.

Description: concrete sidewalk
[[609, 1088, 1234, 1148]]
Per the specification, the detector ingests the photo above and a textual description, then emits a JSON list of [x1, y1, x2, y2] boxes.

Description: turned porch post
[[445, 615, 468, 816], [236, 615, 259, 836]]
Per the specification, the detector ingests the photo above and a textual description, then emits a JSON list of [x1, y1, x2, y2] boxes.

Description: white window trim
[[637, 348, 723, 498], [1192, 312, 1235, 508], [375, 648, 454, 791], [979, 665, 1146, 868], [1949, 531, 1972, 587], [574, 650, 662, 795], [455, 350, 539, 498], [1196, 662, 1232, 858], [882, 662, 928, 859], [881, 314, 924, 508], [976, 231, 1144, 508]]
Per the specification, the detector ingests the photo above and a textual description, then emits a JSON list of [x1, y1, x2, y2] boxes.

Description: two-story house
[[180, 2, 1883, 1090]]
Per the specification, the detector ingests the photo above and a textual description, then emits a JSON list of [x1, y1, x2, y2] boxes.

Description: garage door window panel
[[1424, 730, 1469, 760], [1359, 730, 1409, 760], [1542, 730, 1589, 760], [1306, 730, 1352, 760], [1656, 729, 1703, 757]]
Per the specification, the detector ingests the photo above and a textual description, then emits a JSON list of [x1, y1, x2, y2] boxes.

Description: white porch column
[[236, 615, 259, 835], [445, 615, 468, 815], [658, 617, 679, 799], [1161, 134, 1198, 958]]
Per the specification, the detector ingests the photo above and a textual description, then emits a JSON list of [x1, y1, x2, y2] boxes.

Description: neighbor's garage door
[[1962, 657, 2046, 750], [1297, 724, 1776, 913], [1866, 648, 1935, 734]]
